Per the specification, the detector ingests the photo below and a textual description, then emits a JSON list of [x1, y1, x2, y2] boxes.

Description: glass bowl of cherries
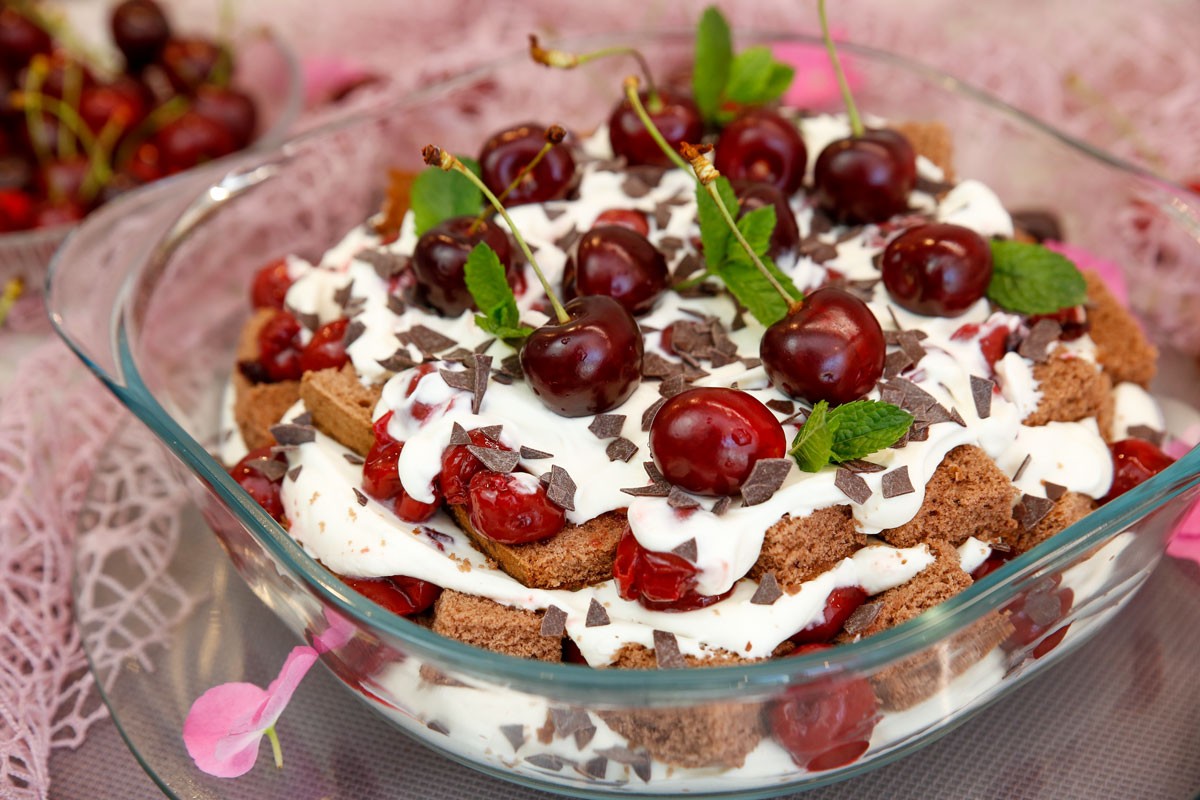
[[48, 6, 1199, 798], [0, 0, 301, 299]]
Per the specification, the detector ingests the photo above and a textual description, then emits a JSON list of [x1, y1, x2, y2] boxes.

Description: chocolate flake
[[574, 726, 597, 751], [897, 330, 927, 364], [491, 371, 514, 385], [606, 437, 638, 463], [843, 602, 881, 636], [1127, 424, 1165, 446], [1012, 453, 1032, 482], [835, 468, 873, 504], [588, 414, 625, 439], [287, 306, 320, 332], [468, 445, 519, 473], [740, 458, 792, 506], [342, 319, 366, 347], [949, 406, 967, 427], [546, 465, 577, 511], [881, 466, 915, 498], [540, 605, 568, 637], [554, 226, 582, 253], [526, 753, 566, 772], [386, 294, 407, 316], [597, 746, 652, 782], [644, 461, 665, 483], [1043, 481, 1068, 501], [270, 423, 315, 446], [641, 352, 683, 380], [883, 349, 914, 378], [1017, 319, 1062, 362], [439, 367, 473, 392], [620, 482, 671, 498], [291, 411, 313, 426], [520, 445, 553, 460], [653, 630, 685, 669], [667, 486, 700, 510], [765, 399, 795, 415], [342, 452, 365, 466], [500, 724, 526, 752], [798, 234, 838, 264], [621, 166, 665, 197], [750, 573, 783, 605], [672, 252, 703, 283], [402, 324, 457, 354], [658, 374, 687, 398], [500, 354, 524, 380], [448, 422, 471, 446], [586, 598, 611, 627], [245, 456, 288, 482], [378, 347, 418, 373], [653, 203, 673, 229], [333, 280, 354, 308], [426, 720, 450, 735], [351, 488, 368, 507], [478, 423, 503, 441], [357, 249, 408, 279], [287, 465, 302, 482], [711, 496, 732, 516], [671, 538, 698, 562], [470, 354, 492, 413], [841, 459, 886, 474], [641, 396, 667, 431], [442, 346, 473, 363], [907, 423, 930, 442], [579, 756, 607, 780], [550, 707, 592, 738], [657, 235, 684, 255], [1015, 493, 1055, 530]]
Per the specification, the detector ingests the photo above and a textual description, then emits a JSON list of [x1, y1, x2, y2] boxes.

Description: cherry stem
[[530, 36, 660, 107], [423, 144, 570, 324], [20, 56, 52, 165], [818, 0, 863, 138], [12, 90, 113, 195], [59, 59, 84, 160], [468, 125, 565, 235], [623, 76, 691, 172], [265, 725, 283, 769], [681, 142, 795, 307]]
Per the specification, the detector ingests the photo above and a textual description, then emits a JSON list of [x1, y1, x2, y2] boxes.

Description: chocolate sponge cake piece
[[1025, 355, 1113, 435], [748, 505, 865, 592], [893, 120, 955, 181], [878, 446, 1019, 549], [233, 308, 300, 452], [1083, 270, 1157, 387], [431, 590, 562, 662], [299, 363, 383, 457]]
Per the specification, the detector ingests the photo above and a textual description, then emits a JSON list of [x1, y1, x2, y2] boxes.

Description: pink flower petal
[[183, 682, 270, 778], [773, 36, 861, 110], [245, 646, 319, 731], [313, 608, 356, 654]]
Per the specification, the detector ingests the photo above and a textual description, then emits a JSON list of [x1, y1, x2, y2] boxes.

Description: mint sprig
[[410, 156, 483, 236], [987, 240, 1087, 315], [692, 6, 794, 125], [789, 400, 914, 472], [464, 243, 533, 340]]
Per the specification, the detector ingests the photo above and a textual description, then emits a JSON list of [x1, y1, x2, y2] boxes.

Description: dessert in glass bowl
[[48, 12, 1200, 797]]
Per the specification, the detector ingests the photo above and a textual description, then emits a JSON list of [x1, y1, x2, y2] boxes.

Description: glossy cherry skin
[[479, 122, 575, 206], [79, 77, 149, 136], [467, 471, 566, 544], [255, 309, 304, 382], [612, 528, 732, 612], [153, 110, 236, 173], [734, 180, 800, 258], [594, 208, 649, 237], [341, 574, 441, 617], [0, 7, 52, 72], [363, 411, 442, 521], [0, 188, 36, 232], [520, 295, 644, 417], [649, 387, 786, 496], [789, 586, 869, 644], [608, 89, 703, 168], [768, 644, 879, 771], [760, 287, 886, 405], [714, 109, 807, 196], [813, 128, 916, 224], [298, 318, 350, 373], [411, 216, 518, 316], [563, 225, 668, 315], [1100, 438, 1177, 504], [228, 446, 288, 521], [110, 0, 171, 73], [881, 223, 993, 317], [192, 84, 257, 149], [1002, 577, 1073, 659], [250, 257, 292, 309], [440, 428, 510, 506], [158, 37, 230, 92]]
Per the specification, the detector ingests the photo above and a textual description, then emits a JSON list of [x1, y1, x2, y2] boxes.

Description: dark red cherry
[[519, 295, 644, 417], [0, 188, 35, 232], [229, 446, 289, 521], [714, 109, 807, 196], [467, 470, 566, 544], [158, 37, 231, 92], [0, 7, 52, 72], [32, 198, 86, 227], [970, 547, 1016, 581], [19, 52, 97, 100], [153, 110, 237, 173], [563, 225, 668, 315], [1100, 438, 1176, 504], [608, 89, 703, 168], [479, 122, 575, 205], [363, 438, 403, 501], [790, 586, 868, 644], [250, 257, 292, 309], [813, 128, 916, 224], [768, 644, 878, 771], [760, 287, 885, 405], [1003, 578, 1073, 656], [950, 321, 1010, 371], [299, 318, 350, 373], [411, 216, 518, 316], [734, 180, 800, 258], [342, 574, 441, 617], [122, 140, 164, 184], [881, 223, 993, 317], [439, 428, 510, 505], [192, 84, 257, 149], [79, 77, 150, 135], [110, 0, 171, 73], [649, 387, 786, 496], [256, 309, 304, 382], [612, 528, 732, 612], [594, 208, 649, 237]]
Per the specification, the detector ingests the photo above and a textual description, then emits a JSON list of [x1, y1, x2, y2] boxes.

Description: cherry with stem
[[468, 124, 565, 235]]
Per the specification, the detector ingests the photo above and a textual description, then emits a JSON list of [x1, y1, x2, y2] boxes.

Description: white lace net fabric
[[1, 1, 1199, 799]]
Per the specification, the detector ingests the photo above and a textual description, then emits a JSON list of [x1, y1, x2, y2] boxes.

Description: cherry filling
[[255, 309, 304, 382], [612, 528, 731, 612], [1100, 438, 1176, 504], [341, 574, 442, 617], [228, 446, 288, 521], [950, 321, 1011, 371], [439, 428, 511, 505], [250, 257, 292, 310], [789, 586, 868, 645], [467, 471, 566, 544], [299, 318, 350, 373], [362, 411, 441, 522], [1002, 576, 1074, 659]]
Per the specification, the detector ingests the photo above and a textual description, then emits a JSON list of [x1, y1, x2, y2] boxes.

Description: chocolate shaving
[[526, 753, 566, 772], [342, 319, 366, 347], [500, 354, 524, 380], [1025, 589, 1066, 626], [270, 423, 315, 446], [578, 756, 607, 780], [401, 324, 457, 354], [766, 399, 795, 415], [442, 346, 473, 363], [333, 280, 354, 308], [672, 252, 703, 283], [357, 249, 408, 279], [546, 465, 577, 511], [586, 598, 610, 627], [621, 165, 665, 197], [426, 720, 449, 735], [520, 445, 552, 460], [574, 726, 597, 752], [550, 707, 592, 738], [841, 459, 886, 473], [671, 538, 698, 562], [1015, 493, 1055, 530], [448, 422, 470, 446], [287, 465, 302, 482], [1127, 424, 1165, 446], [386, 293, 407, 315], [667, 486, 700, 510], [949, 406, 967, 427], [886, 305, 904, 333], [620, 482, 671, 498], [883, 349, 914, 378], [478, 423, 503, 441], [644, 461, 665, 483], [641, 351, 683, 381], [740, 458, 792, 506], [809, 207, 834, 234], [907, 423, 929, 442], [835, 468, 873, 504], [1043, 481, 1068, 501], [554, 226, 582, 253], [491, 371, 513, 385], [597, 746, 652, 782], [653, 630, 685, 669], [468, 445, 519, 473], [588, 414, 625, 439], [500, 724, 526, 751], [881, 466, 915, 498], [641, 396, 667, 431], [1017, 319, 1062, 363], [540, 605, 567, 637], [245, 456, 288, 482], [658, 374, 687, 398], [797, 235, 838, 264], [470, 354, 492, 413], [843, 602, 881, 636], [377, 347, 418, 373], [439, 367, 473, 392], [969, 375, 994, 419], [606, 437, 638, 463], [473, 337, 496, 355], [750, 573, 783, 605], [353, 488, 368, 507], [1012, 453, 1032, 482], [711, 496, 732, 516], [897, 330, 927, 364], [291, 411, 313, 426], [286, 306, 320, 332], [342, 452, 365, 466], [653, 203, 673, 229], [657, 235, 684, 256]]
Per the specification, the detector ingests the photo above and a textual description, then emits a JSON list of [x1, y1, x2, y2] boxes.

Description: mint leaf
[[410, 156, 483, 236], [723, 46, 796, 115], [987, 240, 1087, 315], [827, 401, 914, 462], [464, 243, 532, 340], [731, 204, 776, 260], [696, 176, 739, 275], [712, 255, 792, 326], [789, 401, 834, 472], [693, 6, 733, 124]]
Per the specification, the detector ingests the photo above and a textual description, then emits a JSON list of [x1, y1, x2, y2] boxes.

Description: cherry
[[950, 321, 1010, 371], [479, 122, 575, 206], [19, 52, 97, 100], [158, 37, 231, 92], [760, 287, 885, 405], [256, 309, 304, 382], [713, 109, 807, 196], [341, 574, 441, 617], [411, 216, 518, 316], [467, 470, 566, 544], [36, 156, 90, 203], [519, 295, 644, 417], [110, 0, 171, 73], [250, 257, 292, 310], [813, 128, 916, 224], [439, 428, 511, 505], [649, 387, 786, 496], [1100, 438, 1176, 504], [608, 88, 703, 168], [362, 411, 442, 522], [734, 180, 800, 258], [153, 110, 237, 173], [562, 225, 668, 315], [79, 77, 149, 136], [123, 140, 164, 184], [1003, 578, 1073, 656], [790, 586, 868, 644], [299, 318, 350, 373], [881, 223, 993, 317], [0, 188, 35, 232], [32, 198, 86, 227], [594, 208, 649, 236], [192, 84, 258, 149], [0, 7, 52, 72], [970, 548, 1016, 581], [612, 528, 731, 612], [228, 446, 288, 521], [768, 644, 878, 771], [562, 637, 589, 665]]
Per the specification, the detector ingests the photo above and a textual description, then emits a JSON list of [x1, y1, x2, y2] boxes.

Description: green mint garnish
[[986, 240, 1087, 315], [464, 243, 533, 340], [724, 46, 795, 111], [692, 7, 733, 123], [789, 400, 914, 472], [410, 156, 483, 236], [692, 6, 794, 125]]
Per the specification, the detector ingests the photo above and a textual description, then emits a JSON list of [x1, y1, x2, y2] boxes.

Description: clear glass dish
[[48, 30, 1200, 798]]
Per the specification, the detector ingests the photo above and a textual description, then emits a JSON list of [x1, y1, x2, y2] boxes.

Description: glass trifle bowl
[[48, 29, 1200, 799]]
